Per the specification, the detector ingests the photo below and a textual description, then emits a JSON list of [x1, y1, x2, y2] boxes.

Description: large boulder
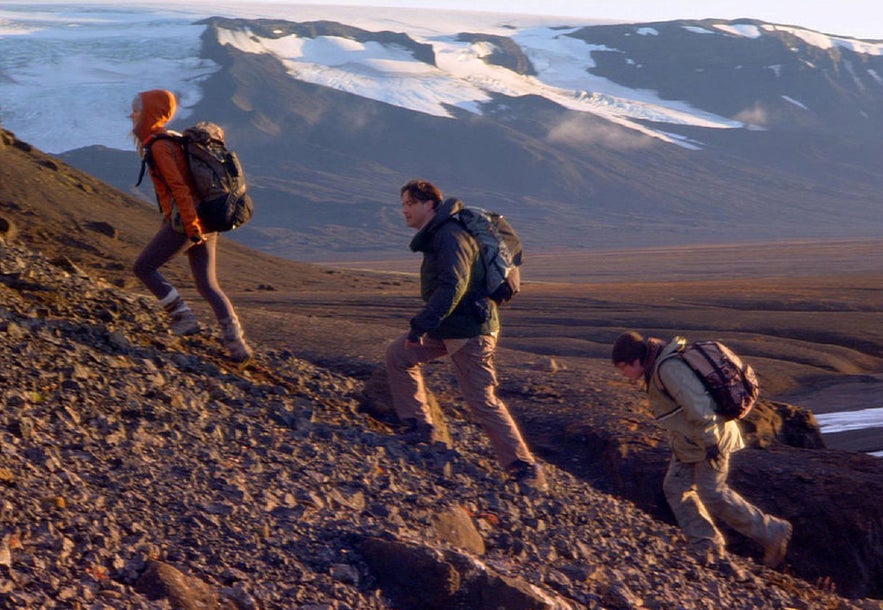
[[358, 536, 568, 610], [361, 365, 453, 446]]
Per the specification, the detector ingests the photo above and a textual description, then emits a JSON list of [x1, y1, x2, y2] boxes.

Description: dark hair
[[611, 331, 648, 365], [400, 179, 442, 210]]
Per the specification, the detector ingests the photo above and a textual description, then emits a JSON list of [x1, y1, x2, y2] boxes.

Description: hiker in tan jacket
[[612, 331, 792, 580]]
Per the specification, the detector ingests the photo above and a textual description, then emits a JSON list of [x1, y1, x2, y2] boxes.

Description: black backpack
[[137, 121, 253, 233], [655, 340, 760, 421], [449, 200, 523, 306]]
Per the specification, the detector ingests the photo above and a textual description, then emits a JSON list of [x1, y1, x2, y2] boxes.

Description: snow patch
[[764, 23, 883, 56], [816, 407, 883, 434], [682, 26, 714, 35], [714, 24, 762, 38], [781, 95, 808, 109]]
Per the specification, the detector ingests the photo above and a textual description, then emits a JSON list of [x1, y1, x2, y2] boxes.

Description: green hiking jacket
[[648, 337, 744, 463], [408, 198, 499, 340]]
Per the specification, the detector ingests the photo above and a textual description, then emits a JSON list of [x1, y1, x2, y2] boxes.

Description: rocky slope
[[2, 128, 882, 608], [0, 214, 870, 610]]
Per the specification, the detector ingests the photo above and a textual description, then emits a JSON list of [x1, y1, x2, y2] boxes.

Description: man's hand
[[406, 320, 424, 347], [705, 444, 722, 462], [406, 329, 423, 348]]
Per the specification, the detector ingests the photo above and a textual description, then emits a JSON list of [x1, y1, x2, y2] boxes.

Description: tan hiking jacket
[[648, 337, 744, 462]]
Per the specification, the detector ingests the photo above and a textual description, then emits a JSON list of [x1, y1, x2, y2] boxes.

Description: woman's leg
[[133, 222, 199, 335], [185, 233, 235, 322], [186, 234, 251, 361], [133, 222, 189, 301]]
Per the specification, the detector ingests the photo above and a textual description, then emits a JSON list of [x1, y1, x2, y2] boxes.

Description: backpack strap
[[651, 352, 686, 422], [134, 133, 177, 187], [135, 134, 179, 213]]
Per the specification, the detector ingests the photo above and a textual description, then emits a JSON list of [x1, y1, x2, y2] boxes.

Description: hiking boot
[[714, 556, 750, 582], [399, 419, 436, 445], [162, 292, 200, 336], [169, 307, 200, 336], [220, 316, 253, 363], [762, 519, 793, 568], [508, 460, 549, 493]]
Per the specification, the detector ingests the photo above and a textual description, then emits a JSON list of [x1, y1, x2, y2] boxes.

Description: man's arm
[[657, 359, 720, 447]]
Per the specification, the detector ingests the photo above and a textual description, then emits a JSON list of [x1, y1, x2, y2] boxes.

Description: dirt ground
[[221, 239, 883, 456], [6, 131, 883, 610], [3, 133, 879, 453]]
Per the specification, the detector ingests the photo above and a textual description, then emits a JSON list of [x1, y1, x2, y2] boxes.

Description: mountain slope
[[3, 130, 883, 606], [0, 129, 332, 291], [571, 19, 883, 136], [48, 11, 883, 262]]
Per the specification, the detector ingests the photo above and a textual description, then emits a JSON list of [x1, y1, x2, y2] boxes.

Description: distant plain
[[233, 238, 883, 455], [3, 132, 879, 453]]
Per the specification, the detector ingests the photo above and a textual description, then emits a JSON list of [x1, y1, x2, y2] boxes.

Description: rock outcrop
[[521, 386, 883, 599]]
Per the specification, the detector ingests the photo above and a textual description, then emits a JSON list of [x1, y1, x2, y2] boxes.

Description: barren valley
[[243, 239, 883, 456], [3, 127, 883, 606]]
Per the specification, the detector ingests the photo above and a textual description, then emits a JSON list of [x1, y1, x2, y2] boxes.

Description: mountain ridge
[[4, 6, 879, 261]]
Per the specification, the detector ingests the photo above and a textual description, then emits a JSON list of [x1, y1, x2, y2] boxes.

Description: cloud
[[546, 115, 653, 151], [734, 102, 769, 126]]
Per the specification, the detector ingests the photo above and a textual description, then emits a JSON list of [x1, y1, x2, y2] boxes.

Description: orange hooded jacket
[[134, 89, 203, 239]]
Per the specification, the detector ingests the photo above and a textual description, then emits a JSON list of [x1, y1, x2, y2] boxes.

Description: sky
[[12, 0, 882, 40], [241, 0, 883, 40]]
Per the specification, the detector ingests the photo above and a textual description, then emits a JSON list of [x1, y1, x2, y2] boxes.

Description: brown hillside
[[0, 129, 337, 294], [2, 128, 883, 607]]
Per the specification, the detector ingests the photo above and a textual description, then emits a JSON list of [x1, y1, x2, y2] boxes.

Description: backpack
[[449, 200, 523, 305], [136, 121, 253, 233], [656, 340, 759, 421]]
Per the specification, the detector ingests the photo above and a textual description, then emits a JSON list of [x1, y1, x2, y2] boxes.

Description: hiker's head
[[612, 331, 647, 381], [400, 179, 441, 230], [131, 89, 178, 143]]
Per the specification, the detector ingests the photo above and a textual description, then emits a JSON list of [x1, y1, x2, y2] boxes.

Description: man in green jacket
[[612, 331, 792, 579], [386, 179, 546, 492]]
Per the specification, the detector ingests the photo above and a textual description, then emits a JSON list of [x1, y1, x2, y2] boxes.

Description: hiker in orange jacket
[[130, 89, 251, 362]]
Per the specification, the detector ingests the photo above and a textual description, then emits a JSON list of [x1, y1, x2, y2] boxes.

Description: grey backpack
[[449, 201, 523, 305]]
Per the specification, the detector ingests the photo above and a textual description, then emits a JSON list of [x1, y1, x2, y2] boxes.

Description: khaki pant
[[385, 332, 534, 469], [663, 452, 782, 560]]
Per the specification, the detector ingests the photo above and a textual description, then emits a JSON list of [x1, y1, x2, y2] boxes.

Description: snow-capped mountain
[[3, 3, 883, 261]]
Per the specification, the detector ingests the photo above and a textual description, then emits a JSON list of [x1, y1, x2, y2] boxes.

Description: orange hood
[[134, 89, 177, 143]]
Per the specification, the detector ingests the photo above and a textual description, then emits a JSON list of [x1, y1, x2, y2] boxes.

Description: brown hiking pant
[[385, 332, 534, 469], [663, 452, 783, 560]]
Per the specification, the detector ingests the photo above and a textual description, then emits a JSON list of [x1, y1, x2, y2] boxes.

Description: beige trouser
[[385, 332, 534, 469], [663, 452, 781, 560]]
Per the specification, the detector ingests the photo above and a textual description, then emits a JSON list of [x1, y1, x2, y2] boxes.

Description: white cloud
[[734, 103, 769, 126], [546, 115, 653, 150]]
